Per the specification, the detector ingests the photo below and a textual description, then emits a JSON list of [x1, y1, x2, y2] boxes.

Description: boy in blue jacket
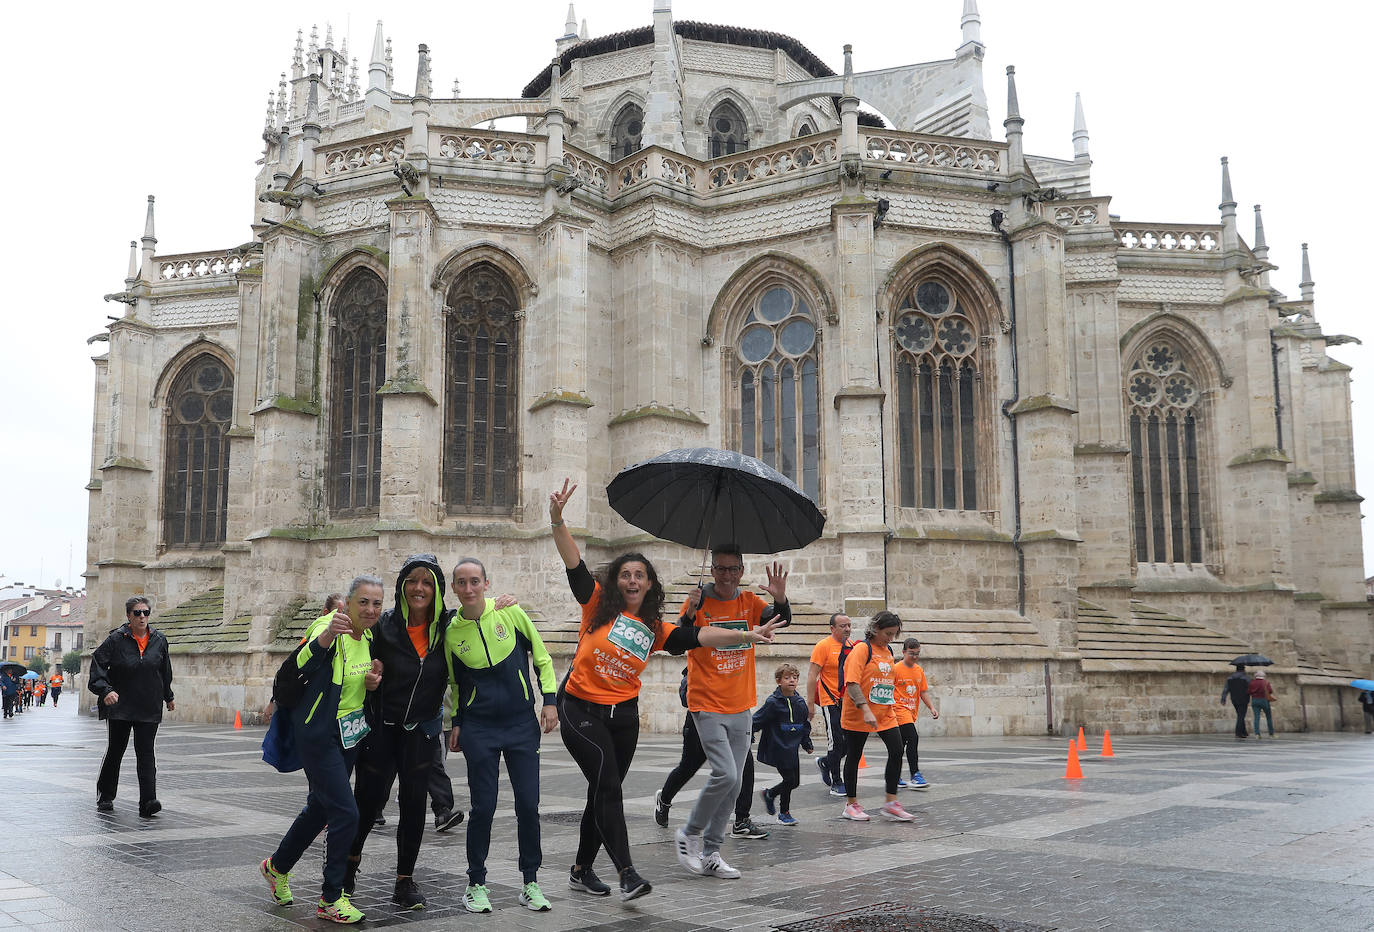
[[753, 663, 813, 825]]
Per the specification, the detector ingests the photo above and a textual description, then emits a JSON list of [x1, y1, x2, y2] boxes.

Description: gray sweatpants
[[683, 709, 752, 855]]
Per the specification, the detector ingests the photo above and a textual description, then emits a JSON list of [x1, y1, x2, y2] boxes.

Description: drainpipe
[[991, 209, 1025, 616]]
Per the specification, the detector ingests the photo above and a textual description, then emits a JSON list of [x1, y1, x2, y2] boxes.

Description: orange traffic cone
[[1076, 725, 1086, 751], [233, 710, 242, 730], [858, 753, 869, 769], [1101, 729, 1115, 758], [1065, 741, 1083, 779]]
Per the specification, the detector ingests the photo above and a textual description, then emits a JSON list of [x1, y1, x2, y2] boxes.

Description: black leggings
[[558, 690, 639, 874], [842, 727, 903, 797], [350, 723, 438, 877], [897, 722, 920, 773], [768, 765, 801, 812], [661, 712, 755, 821], [97, 719, 160, 803]]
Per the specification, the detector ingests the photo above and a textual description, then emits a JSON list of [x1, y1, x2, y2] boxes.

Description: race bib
[[607, 614, 654, 662], [709, 619, 751, 652], [869, 682, 895, 705], [338, 708, 371, 749]]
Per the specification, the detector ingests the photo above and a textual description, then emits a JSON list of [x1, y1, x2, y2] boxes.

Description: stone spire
[[452, 77, 462, 96], [545, 58, 566, 168], [839, 44, 859, 156], [264, 91, 276, 131], [960, 0, 982, 49], [557, 3, 581, 52], [292, 29, 304, 80], [1299, 243, 1314, 301], [1219, 156, 1238, 254], [348, 57, 359, 100], [581, 18, 588, 40], [277, 73, 288, 122], [1004, 66, 1024, 175], [325, 22, 333, 50], [1072, 92, 1089, 161], [385, 37, 393, 90], [1252, 204, 1268, 256], [309, 24, 319, 57], [641, 0, 685, 152], [367, 21, 390, 110], [125, 241, 139, 286], [414, 44, 432, 99], [140, 196, 157, 281]]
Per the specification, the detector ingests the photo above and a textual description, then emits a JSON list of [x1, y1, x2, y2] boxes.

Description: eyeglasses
[[711, 565, 743, 574], [131, 609, 150, 617]]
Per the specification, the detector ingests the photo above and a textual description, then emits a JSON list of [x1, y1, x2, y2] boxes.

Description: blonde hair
[[775, 662, 801, 682]]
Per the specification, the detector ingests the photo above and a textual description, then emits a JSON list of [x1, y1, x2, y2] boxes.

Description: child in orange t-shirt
[[893, 638, 937, 789]]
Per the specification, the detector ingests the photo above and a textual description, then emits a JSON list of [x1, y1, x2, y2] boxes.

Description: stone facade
[[84, 2, 1371, 733]]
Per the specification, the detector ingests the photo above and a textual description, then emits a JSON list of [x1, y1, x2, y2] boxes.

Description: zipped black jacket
[[370, 554, 453, 734], [88, 623, 174, 723]]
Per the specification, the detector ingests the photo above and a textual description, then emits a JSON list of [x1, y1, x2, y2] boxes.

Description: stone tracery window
[[163, 355, 233, 549], [894, 279, 982, 510], [1126, 339, 1205, 564], [328, 269, 387, 516], [610, 103, 644, 162], [709, 100, 748, 158], [734, 284, 819, 500], [795, 118, 816, 137], [444, 263, 519, 515]]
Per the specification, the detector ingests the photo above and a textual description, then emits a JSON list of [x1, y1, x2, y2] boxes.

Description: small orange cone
[[858, 753, 869, 769], [1065, 741, 1083, 779], [1101, 729, 1115, 758], [233, 710, 242, 730], [1076, 725, 1086, 751]]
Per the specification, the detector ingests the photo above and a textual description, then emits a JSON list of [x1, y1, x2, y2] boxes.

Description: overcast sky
[[3, 0, 1368, 593]]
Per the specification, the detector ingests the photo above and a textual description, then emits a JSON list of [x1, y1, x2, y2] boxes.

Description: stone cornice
[[608, 404, 705, 427], [529, 390, 594, 413], [251, 395, 321, 417], [99, 456, 151, 472], [1007, 393, 1077, 416], [376, 379, 439, 406], [1227, 446, 1290, 468]]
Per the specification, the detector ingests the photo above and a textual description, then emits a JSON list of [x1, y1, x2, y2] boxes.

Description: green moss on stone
[[1287, 471, 1318, 486], [1008, 394, 1078, 416], [1314, 489, 1363, 504], [608, 404, 705, 426], [529, 390, 595, 412], [1228, 447, 1290, 467], [254, 394, 321, 416]]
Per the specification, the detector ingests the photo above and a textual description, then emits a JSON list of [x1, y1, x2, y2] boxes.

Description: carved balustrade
[[431, 128, 544, 169], [860, 130, 1005, 174], [1051, 197, 1112, 228], [318, 132, 408, 177], [157, 250, 252, 282], [703, 131, 840, 191], [1114, 223, 1220, 253], [562, 148, 611, 194]]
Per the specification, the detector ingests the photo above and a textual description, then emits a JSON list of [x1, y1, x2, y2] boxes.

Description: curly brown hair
[[587, 552, 666, 634]]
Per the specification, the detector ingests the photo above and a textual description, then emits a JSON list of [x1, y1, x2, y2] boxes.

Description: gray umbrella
[[1229, 654, 1273, 667], [606, 448, 824, 554]]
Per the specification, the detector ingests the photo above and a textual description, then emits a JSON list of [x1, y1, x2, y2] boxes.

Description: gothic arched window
[[1126, 340, 1206, 564], [610, 103, 644, 162], [795, 118, 816, 137], [444, 263, 519, 514], [735, 284, 820, 500], [709, 101, 748, 158], [894, 279, 983, 510], [163, 355, 233, 548], [328, 269, 387, 516]]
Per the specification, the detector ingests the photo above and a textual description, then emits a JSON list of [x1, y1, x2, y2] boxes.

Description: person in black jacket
[[1220, 665, 1251, 740], [345, 554, 454, 911], [88, 596, 175, 817], [753, 663, 813, 825]]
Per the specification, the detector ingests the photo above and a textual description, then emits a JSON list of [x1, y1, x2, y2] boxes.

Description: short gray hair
[[347, 574, 385, 599], [125, 596, 151, 613]]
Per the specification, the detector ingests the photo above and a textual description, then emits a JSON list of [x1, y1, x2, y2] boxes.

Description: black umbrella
[[1230, 654, 1273, 667], [0, 662, 26, 676], [606, 448, 824, 555]]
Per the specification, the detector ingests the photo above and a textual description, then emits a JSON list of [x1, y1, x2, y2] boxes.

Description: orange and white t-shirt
[[893, 661, 929, 725], [681, 590, 768, 715], [840, 640, 898, 733], [809, 636, 854, 707], [564, 582, 676, 705]]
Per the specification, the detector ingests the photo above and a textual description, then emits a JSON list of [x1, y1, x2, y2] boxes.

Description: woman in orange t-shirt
[[840, 612, 915, 823], [548, 479, 775, 902]]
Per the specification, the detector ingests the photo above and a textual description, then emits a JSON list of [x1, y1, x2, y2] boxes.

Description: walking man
[[807, 613, 854, 797], [1221, 665, 1251, 740]]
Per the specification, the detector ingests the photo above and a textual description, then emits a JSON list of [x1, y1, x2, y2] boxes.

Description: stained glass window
[[611, 104, 644, 162], [164, 355, 232, 548], [329, 269, 387, 515]]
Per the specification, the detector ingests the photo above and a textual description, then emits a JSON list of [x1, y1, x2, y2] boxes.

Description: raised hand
[[549, 478, 578, 524], [759, 562, 789, 604]]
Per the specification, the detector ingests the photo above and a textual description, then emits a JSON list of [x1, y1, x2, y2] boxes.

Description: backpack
[[833, 640, 870, 698], [271, 639, 317, 709]]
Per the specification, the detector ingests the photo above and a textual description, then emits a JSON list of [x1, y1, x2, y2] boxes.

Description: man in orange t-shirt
[[807, 613, 853, 795], [48, 672, 64, 707], [893, 638, 937, 789], [675, 544, 789, 880]]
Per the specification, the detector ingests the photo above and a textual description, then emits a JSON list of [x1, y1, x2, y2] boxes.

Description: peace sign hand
[[549, 478, 578, 524]]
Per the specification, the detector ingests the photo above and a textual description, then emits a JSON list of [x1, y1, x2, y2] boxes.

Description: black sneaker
[[653, 789, 670, 827], [434, 809, 464, 833], [817, 756, 833, 787], [618, 867, 652, 902], [96, 796, 114, 812], [730, 818, 769, 839], [138, 800, 162, 818], [374, 812, 386, 826], [343, 856, 361, 896], [568, 866, 610, 896], [392, 877, 427, 910]]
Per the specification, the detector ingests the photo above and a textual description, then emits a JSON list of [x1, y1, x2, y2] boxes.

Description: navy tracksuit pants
[[272, 732, 359, 902], [460, 714, 542, 885]]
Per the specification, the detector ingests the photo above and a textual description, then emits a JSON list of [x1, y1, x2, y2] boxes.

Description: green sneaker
[[259, 857, 292, 906], [463, 883, 493, 913], [519, 880, 551, 912], [317, 893, 364, 924]]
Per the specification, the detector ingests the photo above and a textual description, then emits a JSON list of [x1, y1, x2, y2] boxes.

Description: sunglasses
[[131, 609, 150, 617], [711, 565, 743, 573]]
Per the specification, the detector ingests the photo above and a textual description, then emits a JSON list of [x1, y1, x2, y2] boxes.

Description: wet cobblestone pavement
[[1, 703, 1371, 930]]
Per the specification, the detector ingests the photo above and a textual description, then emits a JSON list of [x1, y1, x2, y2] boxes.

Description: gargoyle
[[554, 173, 582, 195], [394, 160, 421, 195], [259, 189, 304, 208], [102, 292, 137, 305]]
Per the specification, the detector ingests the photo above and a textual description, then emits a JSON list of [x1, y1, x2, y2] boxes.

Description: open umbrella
[[0, 662, 26, 676], [20, 671, 42, 680], [1350, 679, 1374, 691], [1229, 654, 1273, 667], [606, 448, 824, 555]]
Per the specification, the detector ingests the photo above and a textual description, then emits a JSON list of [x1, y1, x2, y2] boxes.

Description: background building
[[83, 1, 1371, 732]]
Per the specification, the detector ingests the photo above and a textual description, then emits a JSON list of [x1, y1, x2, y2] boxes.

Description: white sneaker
[[674, 827, 703, 873], [699, 851, 741, 879]]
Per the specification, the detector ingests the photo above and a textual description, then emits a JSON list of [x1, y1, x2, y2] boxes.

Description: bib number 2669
[[607, 614, 654, 662]]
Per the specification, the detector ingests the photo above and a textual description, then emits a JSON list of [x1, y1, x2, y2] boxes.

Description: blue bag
[[261, 705, 302, 773]]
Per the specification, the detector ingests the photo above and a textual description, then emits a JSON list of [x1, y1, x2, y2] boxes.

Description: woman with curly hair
[[547, 479, 778, 902], [840, 611, 916, 823]]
